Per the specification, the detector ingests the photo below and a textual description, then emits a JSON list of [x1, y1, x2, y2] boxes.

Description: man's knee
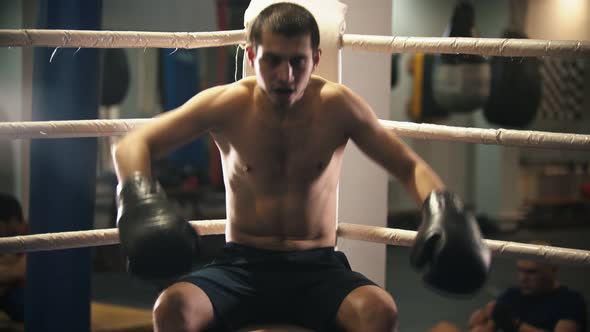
[[153, 282, 213, 332], [338, 285, 398, 331], [358, 288, 398, 327]]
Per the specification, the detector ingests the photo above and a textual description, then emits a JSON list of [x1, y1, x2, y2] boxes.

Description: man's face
[[516, 260, 557, 295], [248, 29, 320, 108]]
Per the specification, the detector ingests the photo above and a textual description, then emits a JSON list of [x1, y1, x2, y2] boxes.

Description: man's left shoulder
[[311, 77, 352, 108], [560, 287, 586, 299], [312, 76, 344, 93], [554, 287, 587, 307]]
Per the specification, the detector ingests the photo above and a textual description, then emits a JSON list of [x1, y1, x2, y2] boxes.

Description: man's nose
[[276, 60, 294, 82]]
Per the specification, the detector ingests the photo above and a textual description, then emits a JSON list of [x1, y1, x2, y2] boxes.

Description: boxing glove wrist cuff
[[117, 172, 164, 206], [422, 190, 464, 216]]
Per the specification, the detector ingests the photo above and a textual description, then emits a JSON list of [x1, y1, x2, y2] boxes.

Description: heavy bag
[[432, 60, 490, 113], [101, 49, 130, 107], [407, 53, 449, 123], [432, 1, 490, 113], [483, 29, 542, 128]]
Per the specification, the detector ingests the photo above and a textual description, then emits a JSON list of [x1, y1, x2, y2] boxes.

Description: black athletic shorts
[[181, 242, 377, 331]]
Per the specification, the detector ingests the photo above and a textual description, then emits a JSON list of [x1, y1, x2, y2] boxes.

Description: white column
[[338, 0, 391, 286]]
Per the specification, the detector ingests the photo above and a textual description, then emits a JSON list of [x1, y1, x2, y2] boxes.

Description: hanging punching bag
[[483, 29, 542, 128], [483, 0, 541, 128], [432, 1, 490, 113], [101, 49, 130, 107]]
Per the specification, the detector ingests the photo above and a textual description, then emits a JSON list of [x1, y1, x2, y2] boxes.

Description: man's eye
[[264, 56, 281, 66], [290, 58, 306, 67]]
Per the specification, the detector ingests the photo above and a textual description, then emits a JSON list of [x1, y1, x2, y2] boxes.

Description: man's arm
[[490, 317, 581, 332], [467, 303, 579, 332], [112, 83, 238, 181], [485, 298, 581, 332], [469, 301, 495, 330], [333, 84, 445, 205], [510, 320, 578, 332], [552, 320, 582, 332], [333, 83, 490, 295], [111, 82, 241, 280]]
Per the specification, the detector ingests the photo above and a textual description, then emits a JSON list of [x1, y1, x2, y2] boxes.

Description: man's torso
[[210, 77, 350, 250]]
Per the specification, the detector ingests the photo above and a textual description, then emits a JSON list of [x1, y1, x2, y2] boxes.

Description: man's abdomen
[[225, 190, 338, 251]]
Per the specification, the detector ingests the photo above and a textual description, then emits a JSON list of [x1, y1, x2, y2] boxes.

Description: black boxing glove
[[117, 173, 200, 280], [410, 190, 491, 295], [491, 302, 521, 332]]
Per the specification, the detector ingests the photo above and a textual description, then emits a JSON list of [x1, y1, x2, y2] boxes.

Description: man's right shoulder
[[212, 78, 256, 105], [228, 77, 257, 94], [314, 77, 346, 97], [558, 286, 587, 305], [192, 78, 255, 114]]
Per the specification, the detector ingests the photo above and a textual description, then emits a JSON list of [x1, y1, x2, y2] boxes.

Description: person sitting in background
[[0, 193, 27, 322], [469, 241, 587, 332]]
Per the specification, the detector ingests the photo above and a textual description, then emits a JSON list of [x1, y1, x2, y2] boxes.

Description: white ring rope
[[0, 221, 588, 266], [338, 223, 590, 266], [0, 119, 151, 139], [2, 29, 590, 57], [0, 29, 246, 49], [1, 119, 588, 151], [378, 120, 590, 150], [342, 34, 590, 57]]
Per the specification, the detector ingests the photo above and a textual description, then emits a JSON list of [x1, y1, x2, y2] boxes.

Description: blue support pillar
[[27, 1, 102, 331]]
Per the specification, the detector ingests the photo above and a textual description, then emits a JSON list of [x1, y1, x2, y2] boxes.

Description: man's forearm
[[469, 308, 489, 328], [406, 162, 445, 205], [112, 136, 153, 182]]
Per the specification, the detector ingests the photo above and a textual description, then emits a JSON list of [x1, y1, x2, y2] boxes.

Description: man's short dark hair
[[248, 2, 320, 50], [0, 193, 24, 223]]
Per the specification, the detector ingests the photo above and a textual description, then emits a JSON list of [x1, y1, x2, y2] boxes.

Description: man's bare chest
[[216, 114, 347, 181]]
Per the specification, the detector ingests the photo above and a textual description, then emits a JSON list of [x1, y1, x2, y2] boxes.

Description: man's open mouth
[[274, 88, 294, 95]]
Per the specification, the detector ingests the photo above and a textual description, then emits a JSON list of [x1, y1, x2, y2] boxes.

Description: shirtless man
[[113, 3, 490, 331]]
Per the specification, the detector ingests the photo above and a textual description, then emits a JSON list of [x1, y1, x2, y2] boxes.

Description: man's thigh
[[181, 264, 261, 330], [286, 268, 378, 331]]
